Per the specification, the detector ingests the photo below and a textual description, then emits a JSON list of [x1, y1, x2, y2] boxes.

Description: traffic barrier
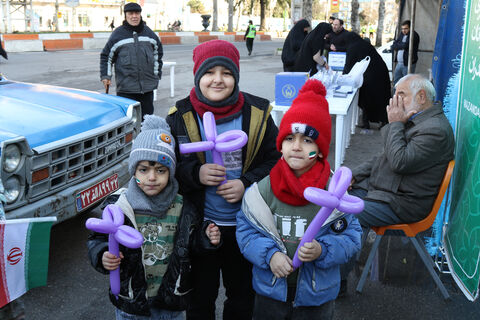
[[2, 31, 272, 53]]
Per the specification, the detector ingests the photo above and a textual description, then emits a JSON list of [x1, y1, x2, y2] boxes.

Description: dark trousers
[[117, 91, 154, 120], [246, 38, 254, 54], [253, 294, 335, 320], [186, 226, 254, 320], [340, 187, 401, 280]]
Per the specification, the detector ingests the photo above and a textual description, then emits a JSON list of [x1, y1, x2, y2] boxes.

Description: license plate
[[75, 174, 119, 212]]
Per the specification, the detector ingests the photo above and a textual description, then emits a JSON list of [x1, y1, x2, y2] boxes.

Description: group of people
[[281, 18, 420, 129], [93, 4, 453, 320]]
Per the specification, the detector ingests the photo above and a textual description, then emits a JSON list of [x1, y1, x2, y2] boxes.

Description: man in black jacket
[[100, 3, 163, 119], [391, 20, 420, 84], [324, 18, 349, 53]]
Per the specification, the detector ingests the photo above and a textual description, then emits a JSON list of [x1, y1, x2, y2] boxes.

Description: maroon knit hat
[[192, 40, 241, 107], [276, 79, 331, 158], [193, 39, 240, 75]]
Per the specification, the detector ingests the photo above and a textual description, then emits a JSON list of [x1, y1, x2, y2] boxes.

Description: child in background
[[88, 115, 220, 320], [166, 39, 280, 319], [236, 79, 362, 319]]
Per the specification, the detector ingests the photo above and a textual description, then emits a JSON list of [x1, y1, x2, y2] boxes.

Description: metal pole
[[0, 1, 4, 33], [6, 0, 11, 33], [29, 0, 33, 32], [407, 0, 416, 74], [228, 0, 233, 31], [54, 0, 59, 32]]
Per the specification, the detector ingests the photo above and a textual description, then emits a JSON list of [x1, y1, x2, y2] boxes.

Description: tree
[[234, 0, 246, 30], [212, 0, 218, 31], [259, 0, 266, 30], [302, 0, 313, 25], [312, 0, 328, 20], [375, 0, 386, 47], [187, 0, 205, 13], [228, 0, 234, 31], [350, 0, 360, 33]]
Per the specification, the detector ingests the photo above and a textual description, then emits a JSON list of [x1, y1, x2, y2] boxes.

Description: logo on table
[[7, 247, 23, 265], [282, 84, 296, 99]]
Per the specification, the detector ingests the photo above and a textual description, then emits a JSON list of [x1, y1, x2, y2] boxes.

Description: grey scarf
[[125, 176, 179, 216]]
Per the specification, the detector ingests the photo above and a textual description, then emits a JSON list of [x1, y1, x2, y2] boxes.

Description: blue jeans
[[340, 188, 402, 280], [349, 188, 402, 228], [393, 62, 417, 85], [115, 308, 184, 320]]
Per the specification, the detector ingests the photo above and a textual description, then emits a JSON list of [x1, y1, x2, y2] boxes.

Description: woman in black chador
[[293, 22, 332, 76], [281, 19, 310, 71], [343, 32, 390, 129]]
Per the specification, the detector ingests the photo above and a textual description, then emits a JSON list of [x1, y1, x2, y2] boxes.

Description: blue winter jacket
[[236, 181, 362, 307]]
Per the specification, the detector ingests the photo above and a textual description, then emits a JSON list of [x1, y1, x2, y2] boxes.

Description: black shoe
[[338, 279, 348, 298], [248, 51, 251, 56]]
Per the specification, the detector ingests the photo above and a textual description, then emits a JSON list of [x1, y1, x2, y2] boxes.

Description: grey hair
[[395, 74, 436, 102]]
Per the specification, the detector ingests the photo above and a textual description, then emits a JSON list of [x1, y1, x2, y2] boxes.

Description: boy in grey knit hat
[[88, 115, 220, 319]]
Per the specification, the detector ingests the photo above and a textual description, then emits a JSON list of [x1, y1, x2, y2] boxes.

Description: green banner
[[444, 0, 480, 301]]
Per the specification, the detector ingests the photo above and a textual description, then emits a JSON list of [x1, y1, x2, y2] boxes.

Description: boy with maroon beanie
[[166, 40, 281, 320], [237, 79, 362, 319]]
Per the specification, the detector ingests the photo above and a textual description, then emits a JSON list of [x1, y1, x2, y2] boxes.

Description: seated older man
[[350, 74, 454, 226], [340, 74, 455, 295]]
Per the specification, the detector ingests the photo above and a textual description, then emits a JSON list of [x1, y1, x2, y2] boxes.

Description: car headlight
[[3, 144, 21, 173], [4, 176, 20, 203]]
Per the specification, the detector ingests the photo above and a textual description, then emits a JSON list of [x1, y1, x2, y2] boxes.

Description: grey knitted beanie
[[128, 115, 176, 179]]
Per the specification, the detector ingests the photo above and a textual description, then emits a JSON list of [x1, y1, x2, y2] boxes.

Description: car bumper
[[6, 159, 130, 223]]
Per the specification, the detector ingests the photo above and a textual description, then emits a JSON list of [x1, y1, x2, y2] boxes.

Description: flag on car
[[0, 217, 56, 307]]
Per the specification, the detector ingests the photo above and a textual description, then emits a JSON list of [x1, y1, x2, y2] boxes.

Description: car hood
[[0, 81, 135, 149]]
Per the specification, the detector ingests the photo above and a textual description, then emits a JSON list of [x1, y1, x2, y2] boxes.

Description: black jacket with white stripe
[[100, 20, 163, 94]]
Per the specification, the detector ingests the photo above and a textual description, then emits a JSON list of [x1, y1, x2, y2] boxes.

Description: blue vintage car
[[0, 74, 141, 222]]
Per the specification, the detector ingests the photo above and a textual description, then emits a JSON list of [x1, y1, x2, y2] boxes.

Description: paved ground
[[2, 41, 479, 319]]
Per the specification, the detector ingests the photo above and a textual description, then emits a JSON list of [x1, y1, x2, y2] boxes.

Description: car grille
[[28, 122, 133, 200]]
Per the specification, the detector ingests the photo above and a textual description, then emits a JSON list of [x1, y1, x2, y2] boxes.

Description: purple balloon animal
[[179, 111, 248, 183], [292, 167, 364, 269], [85, 204, 143, 298]]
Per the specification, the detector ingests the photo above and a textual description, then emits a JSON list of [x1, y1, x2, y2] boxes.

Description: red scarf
[[189, 88, 245, 120], [270, 158, 331, 206]]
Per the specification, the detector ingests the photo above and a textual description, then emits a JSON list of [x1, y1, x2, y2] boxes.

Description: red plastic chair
[[356, 160, 455, 300]]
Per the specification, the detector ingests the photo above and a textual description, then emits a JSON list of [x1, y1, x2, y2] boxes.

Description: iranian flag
[[0, 217, 56, 307]]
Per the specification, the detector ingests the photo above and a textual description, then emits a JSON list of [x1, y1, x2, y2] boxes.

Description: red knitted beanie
[[276, 79, 331, 158], [193, 39, 240, 75]]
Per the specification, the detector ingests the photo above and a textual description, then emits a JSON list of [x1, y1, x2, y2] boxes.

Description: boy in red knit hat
[[166, 40, 281, 320], [236, 79, 362, 319]]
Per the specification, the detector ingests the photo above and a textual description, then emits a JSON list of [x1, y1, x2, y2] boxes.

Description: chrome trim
[[33, 116, 132, 154]]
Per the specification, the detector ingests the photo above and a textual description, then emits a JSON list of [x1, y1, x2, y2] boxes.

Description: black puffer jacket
[[100, 20, 163, 94], [87, 193, 217, 316]]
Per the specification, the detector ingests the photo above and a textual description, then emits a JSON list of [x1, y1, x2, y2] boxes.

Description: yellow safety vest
[[246, 25, 256, 38]]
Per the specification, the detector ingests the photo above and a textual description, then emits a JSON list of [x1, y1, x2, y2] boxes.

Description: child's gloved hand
[[206, 223, 221, 245], [269, 252, 293, 278], [102, 251, 124, 271], [298, 239, 322, 262], [199, 163, 226, 186], [216, 179, 245, 203]]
